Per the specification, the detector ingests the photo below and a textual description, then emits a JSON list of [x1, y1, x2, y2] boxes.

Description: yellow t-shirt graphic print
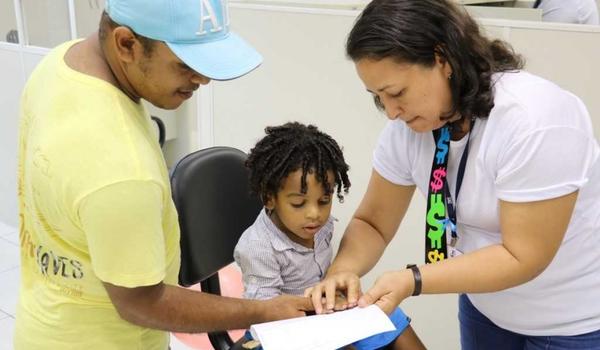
[[15, 40, 180, 350]]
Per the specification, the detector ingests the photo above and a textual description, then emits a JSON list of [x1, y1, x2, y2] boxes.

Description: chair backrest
[[171, 146, 263, 287]]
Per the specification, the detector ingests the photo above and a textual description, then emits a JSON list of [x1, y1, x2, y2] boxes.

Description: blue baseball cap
[[105, 0, 262, 81]]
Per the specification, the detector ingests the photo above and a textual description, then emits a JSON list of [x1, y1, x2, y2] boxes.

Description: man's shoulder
[[63, 38, 120, 88], [26, 40, 124, 107]]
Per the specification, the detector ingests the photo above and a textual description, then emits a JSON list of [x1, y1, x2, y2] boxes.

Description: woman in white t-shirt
[[306, 0, 600, 348]]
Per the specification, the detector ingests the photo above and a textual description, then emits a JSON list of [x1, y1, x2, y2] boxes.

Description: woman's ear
[[434, 47, 452, 79]]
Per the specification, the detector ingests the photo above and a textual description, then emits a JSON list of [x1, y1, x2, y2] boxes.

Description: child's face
[[267, 169, 335, 248]]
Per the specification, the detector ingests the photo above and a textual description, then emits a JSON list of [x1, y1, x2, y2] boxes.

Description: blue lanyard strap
[[444, 119, 474, 239], [424, 119, 474, 264]]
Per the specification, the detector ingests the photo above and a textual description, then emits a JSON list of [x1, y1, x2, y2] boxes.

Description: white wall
[[74, 0, 106, 39], [21, 0, 71, 48], [465, 5, 542, 21], [0, 1, 18, 43], [0, 46, 25, 228]]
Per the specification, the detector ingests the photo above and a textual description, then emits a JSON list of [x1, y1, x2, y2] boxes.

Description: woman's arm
[[308, 170, 415, 314], [360, 191, 578, 314]]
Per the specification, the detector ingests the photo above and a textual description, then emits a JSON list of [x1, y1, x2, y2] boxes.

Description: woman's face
[[355, 55, 454, 133]]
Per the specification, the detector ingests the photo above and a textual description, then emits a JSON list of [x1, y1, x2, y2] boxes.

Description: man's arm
[[80, 180, 311, 332], [103, 281, 312, 333]]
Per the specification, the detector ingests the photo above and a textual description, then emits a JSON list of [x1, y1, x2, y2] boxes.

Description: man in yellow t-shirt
[[15, 0, 312, 349]]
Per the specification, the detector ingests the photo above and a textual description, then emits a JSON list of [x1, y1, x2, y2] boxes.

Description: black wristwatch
[[406, 264, 422, 296]]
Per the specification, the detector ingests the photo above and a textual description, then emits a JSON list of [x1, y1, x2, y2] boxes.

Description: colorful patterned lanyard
[[425, 120, 474, 264]]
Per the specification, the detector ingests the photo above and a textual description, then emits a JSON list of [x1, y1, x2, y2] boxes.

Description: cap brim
[[167, 32, 263, 81]]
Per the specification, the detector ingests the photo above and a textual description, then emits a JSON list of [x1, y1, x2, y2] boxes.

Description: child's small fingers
[[346, 279, 361, 306], [310, 286, 324, 314], [325, 283, 337, 310]]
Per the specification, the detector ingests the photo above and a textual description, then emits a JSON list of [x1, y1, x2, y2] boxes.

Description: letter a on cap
[[197, 0, 222, 35]]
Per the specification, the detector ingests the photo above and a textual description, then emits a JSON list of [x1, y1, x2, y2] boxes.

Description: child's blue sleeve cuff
[[352, 307, 410, 350]]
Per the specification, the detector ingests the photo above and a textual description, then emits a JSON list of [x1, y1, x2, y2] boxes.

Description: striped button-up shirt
[[234, 209, 334, 300]]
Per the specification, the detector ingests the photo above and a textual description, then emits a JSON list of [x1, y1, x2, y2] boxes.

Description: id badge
[[448, 245, 463, 258], [448, 236, 463, 258]]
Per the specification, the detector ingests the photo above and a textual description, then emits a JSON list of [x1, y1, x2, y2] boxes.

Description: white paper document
[[250, 305, 395, 350]]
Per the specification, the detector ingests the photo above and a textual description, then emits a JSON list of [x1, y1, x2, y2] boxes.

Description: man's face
[[129, 42, 210, 110]]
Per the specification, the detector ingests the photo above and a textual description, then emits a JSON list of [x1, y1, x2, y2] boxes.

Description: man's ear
[[112, 26, 140, 64]]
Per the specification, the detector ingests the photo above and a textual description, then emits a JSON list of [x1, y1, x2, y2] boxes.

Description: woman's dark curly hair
[[246, 122, 351, 204], [346, 0, 524, 124]]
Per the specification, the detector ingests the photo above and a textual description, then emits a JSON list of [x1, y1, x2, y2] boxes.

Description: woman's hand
[[358, 269, 414, 315], [304, 271, 362, 314]]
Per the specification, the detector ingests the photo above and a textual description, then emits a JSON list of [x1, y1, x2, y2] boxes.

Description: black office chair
[[170, 146, 263, 350]]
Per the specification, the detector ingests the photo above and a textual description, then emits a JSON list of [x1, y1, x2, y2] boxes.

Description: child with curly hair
[[234, 122, 425, 350]]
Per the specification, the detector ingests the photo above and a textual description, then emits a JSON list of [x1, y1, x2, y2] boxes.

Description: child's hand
[[334, 291, 350, 311], [304, 271, 362, 314], [315, 291, 353, 312]]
